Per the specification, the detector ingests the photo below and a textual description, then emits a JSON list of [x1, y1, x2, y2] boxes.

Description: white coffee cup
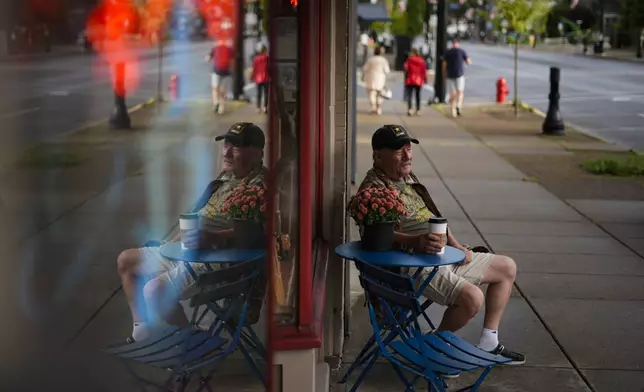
[[428, 217, 448, 255], [179, 213, 199, 250]]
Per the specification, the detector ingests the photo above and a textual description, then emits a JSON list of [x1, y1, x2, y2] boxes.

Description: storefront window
[[269, 1, 300, 326]]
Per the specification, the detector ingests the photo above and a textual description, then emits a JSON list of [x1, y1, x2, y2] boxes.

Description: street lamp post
[[431, 0, 447, 104], [233, 0, 248, 100], [109, 61, 131, 129]]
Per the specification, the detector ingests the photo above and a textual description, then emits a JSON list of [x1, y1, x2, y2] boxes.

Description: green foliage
[[404, 0, 426, 37], [17, 145, 86, 169], [391, 8, 408, 36], [495, 0, 552, 35], [582, 154, 644, 176], [621, 0, 644, 30]]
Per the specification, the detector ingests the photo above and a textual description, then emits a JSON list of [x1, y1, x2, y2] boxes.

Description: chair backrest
[[360, 276, 418, 314], [190, 274, 257, 307], [358, 262, 415, 292], [196, 260, 259, 287]]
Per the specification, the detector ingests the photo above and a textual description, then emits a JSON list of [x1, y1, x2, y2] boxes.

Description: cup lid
[[428, 216, 448, 223]]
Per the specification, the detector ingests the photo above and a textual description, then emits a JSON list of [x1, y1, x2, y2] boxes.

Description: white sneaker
[[451, 108, 457, 118], [376, 108, 382, 115], [218, 103, 225, 114]]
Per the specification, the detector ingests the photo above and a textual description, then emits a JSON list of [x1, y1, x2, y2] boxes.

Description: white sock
[[132, 322, 152, 342], [477, 328, 499, 351]]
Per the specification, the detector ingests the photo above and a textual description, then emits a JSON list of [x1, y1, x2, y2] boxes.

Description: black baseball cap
[[215, 122, 266, 148], [371, 124, 419, 150]]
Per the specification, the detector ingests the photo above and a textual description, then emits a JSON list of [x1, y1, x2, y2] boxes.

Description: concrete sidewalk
[[335, 99, 644, 391], [0, 99, 267, 391]]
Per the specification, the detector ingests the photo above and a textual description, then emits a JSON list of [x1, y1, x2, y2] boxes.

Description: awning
[[357, 3, 392, 23]]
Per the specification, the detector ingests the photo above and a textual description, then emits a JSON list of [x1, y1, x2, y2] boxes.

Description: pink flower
[[250, 201, 256, 207], [371, 203, 378, 210], [379, 207, 386, 215], [242, 205, 248, 212], [357, 213, 364, 221], [386, 202, 394, 209], [364, 192, 371, 200]]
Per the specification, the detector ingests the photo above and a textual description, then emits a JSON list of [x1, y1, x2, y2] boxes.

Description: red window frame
[[266, 0, 327, 352]]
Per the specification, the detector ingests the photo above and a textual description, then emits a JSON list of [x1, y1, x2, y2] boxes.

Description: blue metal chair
[[358, 275, 510, 391], [104, 261, 265, 392], [340, 261, 438, 391]]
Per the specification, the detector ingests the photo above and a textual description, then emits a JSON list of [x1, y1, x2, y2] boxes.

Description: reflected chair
[[104, 261, 265, 392]]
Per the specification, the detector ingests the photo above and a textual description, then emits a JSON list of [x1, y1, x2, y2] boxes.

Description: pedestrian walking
[[206, 39, 234, 114], [251, 45, 270, 113], [362, 46, 391, 116], [443, 39, 472, 117], [403, 49, 427, 116]]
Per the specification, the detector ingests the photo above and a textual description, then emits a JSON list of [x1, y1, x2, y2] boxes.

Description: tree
[[621, 0, 644, 57], [496, 0, 552, 115], [404, 0, 426, 37]]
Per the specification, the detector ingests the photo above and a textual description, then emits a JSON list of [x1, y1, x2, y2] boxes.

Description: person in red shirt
[[205, 39, 234, 114], [404, 49, 428, 116], [251, 45, 270, 113]]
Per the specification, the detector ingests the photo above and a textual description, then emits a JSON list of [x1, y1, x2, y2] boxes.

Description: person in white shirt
[[362, 46, 390, 115]]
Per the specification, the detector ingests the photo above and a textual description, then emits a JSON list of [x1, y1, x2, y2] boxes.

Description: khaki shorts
[[410, 252, 494, 306], [137, 246, 213, 301]]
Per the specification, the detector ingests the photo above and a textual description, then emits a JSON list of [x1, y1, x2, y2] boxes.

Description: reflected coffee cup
[[428, 216, 448, 255], [179, 213, 199, 250]]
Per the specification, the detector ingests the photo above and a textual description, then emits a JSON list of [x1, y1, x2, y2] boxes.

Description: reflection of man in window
[[116, 123, 267, 342]]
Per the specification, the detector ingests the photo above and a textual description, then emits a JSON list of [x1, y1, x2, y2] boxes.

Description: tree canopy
[[495, 0, 552, 34]]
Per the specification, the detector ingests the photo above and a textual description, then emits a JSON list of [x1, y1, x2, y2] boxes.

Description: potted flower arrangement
[[348, 186, 407, 251], [221, 184, 267, 249]]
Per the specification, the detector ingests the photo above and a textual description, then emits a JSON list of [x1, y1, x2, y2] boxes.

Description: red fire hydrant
[[168, 73, 179, 100], [496, 77, 509, 104]]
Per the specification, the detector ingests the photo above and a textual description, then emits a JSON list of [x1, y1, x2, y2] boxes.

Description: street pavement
[[0, 39, 260, 166], [337, 99, 644, 392], [359, 43, 644, 151]]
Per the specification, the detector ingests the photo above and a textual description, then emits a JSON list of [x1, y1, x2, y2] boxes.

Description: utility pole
[[431, 0, 447, 104]]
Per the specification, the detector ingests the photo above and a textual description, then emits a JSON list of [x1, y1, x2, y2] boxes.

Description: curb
[[513, 101, 636, 151]]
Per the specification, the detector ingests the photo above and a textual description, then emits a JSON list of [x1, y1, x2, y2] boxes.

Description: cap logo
[[392, 126, 405, 136], [230, 123, 245, 134]]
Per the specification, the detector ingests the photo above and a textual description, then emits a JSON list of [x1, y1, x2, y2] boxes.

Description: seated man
[[117, 122, 267, 342], [351, 124, 525, 365]]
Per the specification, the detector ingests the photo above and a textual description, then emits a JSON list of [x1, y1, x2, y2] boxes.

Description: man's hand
[[181, 229, 215, 250], [414, 233, 447, 254]]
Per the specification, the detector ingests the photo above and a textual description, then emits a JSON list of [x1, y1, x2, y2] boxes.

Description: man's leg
[[447, 79, 457, 117], [479, 255, 516, 332], [210, 73, 220, 111], [454, 253, 525, 364], [143, 275, 190, 327], [417, 266, 484, 332], [117, 247, 186, 340], [456, 76, 465, 116], [368, 89, 377, 113], [436, 283, 484, 331]]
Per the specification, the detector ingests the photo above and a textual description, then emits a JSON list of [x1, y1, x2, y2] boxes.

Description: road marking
[[49, 90, 69, 96], [1, 107, 41, 118], [612, 97, 631, 102], [637, 113, 644, 118]]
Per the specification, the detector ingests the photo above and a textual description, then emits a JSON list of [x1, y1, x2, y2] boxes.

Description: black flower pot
[[361, 222, 396, 252], [233, 219, 265, 249]]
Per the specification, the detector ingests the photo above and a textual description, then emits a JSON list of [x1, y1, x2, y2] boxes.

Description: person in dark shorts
[[206, 40, 234, 114], [442, 39, 472, 117]]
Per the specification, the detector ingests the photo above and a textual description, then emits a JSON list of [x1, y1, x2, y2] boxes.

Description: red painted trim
[[274, 241, 329, 351], [315, 0, 326, 235], [297, 0, 314, 328]]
